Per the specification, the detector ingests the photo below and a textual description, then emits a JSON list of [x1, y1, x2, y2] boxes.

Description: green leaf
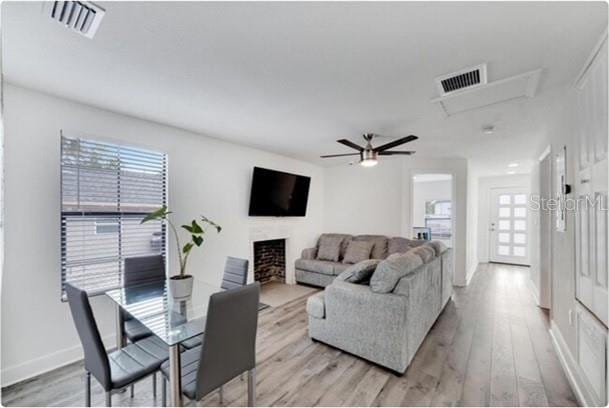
[[141, 206, 170, 224], [183, 242, 194, 254], [181, 224, 193, 233], [192, 235, 203, 246], [190, 220, 203, 234], [200, 215, 221, 233]]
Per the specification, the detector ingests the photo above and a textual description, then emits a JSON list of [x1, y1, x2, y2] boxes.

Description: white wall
[[411, 179, 452, 227], [323, 156, 469, 286], [476, 174, 532, 263], [465, 165, 479, 284], [323, 159, 403, 236], [0, 84, 325, 386]]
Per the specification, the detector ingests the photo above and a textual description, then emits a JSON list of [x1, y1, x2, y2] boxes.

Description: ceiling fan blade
[[337, 139, 365, 151], [320, 153, 361, 158], [374, 135, 418, 152], [378, 151, 415, 155]]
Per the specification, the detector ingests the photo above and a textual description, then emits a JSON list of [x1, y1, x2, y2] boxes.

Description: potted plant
[[141, 206, 221, 299]]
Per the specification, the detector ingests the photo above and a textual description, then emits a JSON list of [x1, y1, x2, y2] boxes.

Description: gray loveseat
[[306, 242, 453, 374], [295, 233, 426, 288]]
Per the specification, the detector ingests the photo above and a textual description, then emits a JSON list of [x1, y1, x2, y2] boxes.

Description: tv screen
[[248, 167, 311, 216]]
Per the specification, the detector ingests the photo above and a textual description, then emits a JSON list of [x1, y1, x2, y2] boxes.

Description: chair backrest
[[124, 255, 166, 287], [65, 283, 111, 390], [195, 282, 260, 399], [221, 257, 248, 290]]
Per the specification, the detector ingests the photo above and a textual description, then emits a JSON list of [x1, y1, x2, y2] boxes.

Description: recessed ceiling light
[[507, 171, 516, 175], [508, 163, 519, 168], [482, 125, 495, 135]]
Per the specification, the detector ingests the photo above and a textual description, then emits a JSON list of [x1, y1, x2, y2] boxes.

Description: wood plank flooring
[[1, 263, 578, 407]]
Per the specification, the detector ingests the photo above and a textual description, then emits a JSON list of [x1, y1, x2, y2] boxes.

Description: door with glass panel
[[489, 187, 529, 265]]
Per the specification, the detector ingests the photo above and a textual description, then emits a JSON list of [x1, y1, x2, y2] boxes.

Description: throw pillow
[[427, 240, 447, 256], [388, 237, 411, 255], [370, 252, 423, 293], [411, 245, 435, 263], [342, 240, 374, 264], [316, 236, 343, 262], [336, 259, 381, 284]]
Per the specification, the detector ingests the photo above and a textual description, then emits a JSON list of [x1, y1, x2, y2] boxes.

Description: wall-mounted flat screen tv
[[248, 167, 311, 216]]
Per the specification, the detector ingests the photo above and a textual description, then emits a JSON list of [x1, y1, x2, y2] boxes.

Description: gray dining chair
[[160, 282, 260, 406], [121, 255, 166, 343], [221, 256, 249, 290], [180, 256, 249, 350], [65, 283, 169, 407]]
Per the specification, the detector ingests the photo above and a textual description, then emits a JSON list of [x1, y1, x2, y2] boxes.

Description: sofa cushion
[[370, 252, 424, 293], [426, 240, 447, 256], [306, 292, 325, 319], [353, 235, 388, 259], [295, 259, 337, 276], [388, 237, 411, 255], [411, 245, 435, 263], [333, 263, 350, 275], [317, 236, 343, 262], [388, 237, 428, 255], [317, 233, 352, 259], [343, 241, 374, 264], [337, 259, 381, 284]]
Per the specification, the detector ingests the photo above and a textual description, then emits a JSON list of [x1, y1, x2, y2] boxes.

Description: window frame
[[60, 134, 168, 301]]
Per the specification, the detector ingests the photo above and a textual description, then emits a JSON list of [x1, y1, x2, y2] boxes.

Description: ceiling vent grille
[[435, 64, 487, 96], [50, 1, 105, 39]]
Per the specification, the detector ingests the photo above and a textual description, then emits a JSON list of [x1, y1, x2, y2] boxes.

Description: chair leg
[[247, 368, 256, 407], [162, 378, 167, 407], [85, 372, 91, 407], [153, 373, 157, 398], [105, 391, 112, 407], [130, 384, 134, 398], [218, 385, 224, 405]]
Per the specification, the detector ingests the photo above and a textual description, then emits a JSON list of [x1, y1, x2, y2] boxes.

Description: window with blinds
[[60, 136, 167, 299]]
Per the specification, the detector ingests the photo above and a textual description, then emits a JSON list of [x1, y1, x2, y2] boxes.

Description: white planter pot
[[169, 275, 194, 299]]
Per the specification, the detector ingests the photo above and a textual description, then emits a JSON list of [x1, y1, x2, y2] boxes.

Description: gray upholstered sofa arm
[[301, 247, 317, 260]]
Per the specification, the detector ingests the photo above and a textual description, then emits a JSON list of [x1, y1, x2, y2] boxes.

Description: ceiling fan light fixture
[[360, 158, 378, 167]]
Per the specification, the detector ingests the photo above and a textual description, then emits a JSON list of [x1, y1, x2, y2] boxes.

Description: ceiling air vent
[[50, 1, 105, 39], [435, 64, 487, 96]]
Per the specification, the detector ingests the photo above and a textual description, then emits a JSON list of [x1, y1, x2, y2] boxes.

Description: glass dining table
[[105, 278, 223, 407]]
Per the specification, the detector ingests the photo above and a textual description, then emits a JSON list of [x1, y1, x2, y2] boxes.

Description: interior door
[[489, 187, 530, 265]]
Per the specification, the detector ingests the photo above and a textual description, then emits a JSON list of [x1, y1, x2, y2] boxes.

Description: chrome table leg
[[247, 368, 256, 407], [168, 344, 182, 407]]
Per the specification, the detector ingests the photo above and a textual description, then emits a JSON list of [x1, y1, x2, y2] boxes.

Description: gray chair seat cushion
[[342, 241, 374, 264], [337, 259, 381, 284], [333, 263, 350, 275], [306, 293, 325, 319], [124, 317, 153, 342], [160, 346, 202, 400], [109, 336, 168, 389], [295, 259, 338, 276], [180, 336, 202, 350], [370, 252, 424, 293]]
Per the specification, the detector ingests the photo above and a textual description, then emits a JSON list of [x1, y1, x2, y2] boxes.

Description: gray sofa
[[306, 242, 453, 374], [295, 233, 426, 288]]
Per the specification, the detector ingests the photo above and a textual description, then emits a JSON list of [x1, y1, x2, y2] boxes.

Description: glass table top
[[105, 279, 223, 346]]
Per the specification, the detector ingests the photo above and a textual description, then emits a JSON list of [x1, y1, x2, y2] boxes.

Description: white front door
[[489, 187, 530, 265]]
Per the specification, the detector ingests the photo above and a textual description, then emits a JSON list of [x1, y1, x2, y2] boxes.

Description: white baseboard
[[548, 320, 598, 407], [1, 333, 116, 388], [527, 276, 541, 306]]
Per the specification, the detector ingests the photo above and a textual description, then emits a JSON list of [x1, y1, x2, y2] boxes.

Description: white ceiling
[[3, 1, 607, 174]]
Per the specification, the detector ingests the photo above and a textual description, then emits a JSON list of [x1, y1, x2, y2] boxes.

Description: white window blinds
[[60, 136, 167, 299]]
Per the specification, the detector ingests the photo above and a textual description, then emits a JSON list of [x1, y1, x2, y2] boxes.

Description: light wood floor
[[1, 263, 578, 407]]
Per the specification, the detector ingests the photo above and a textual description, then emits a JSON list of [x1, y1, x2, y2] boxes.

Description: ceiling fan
[[321, 133, 418, 167]]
